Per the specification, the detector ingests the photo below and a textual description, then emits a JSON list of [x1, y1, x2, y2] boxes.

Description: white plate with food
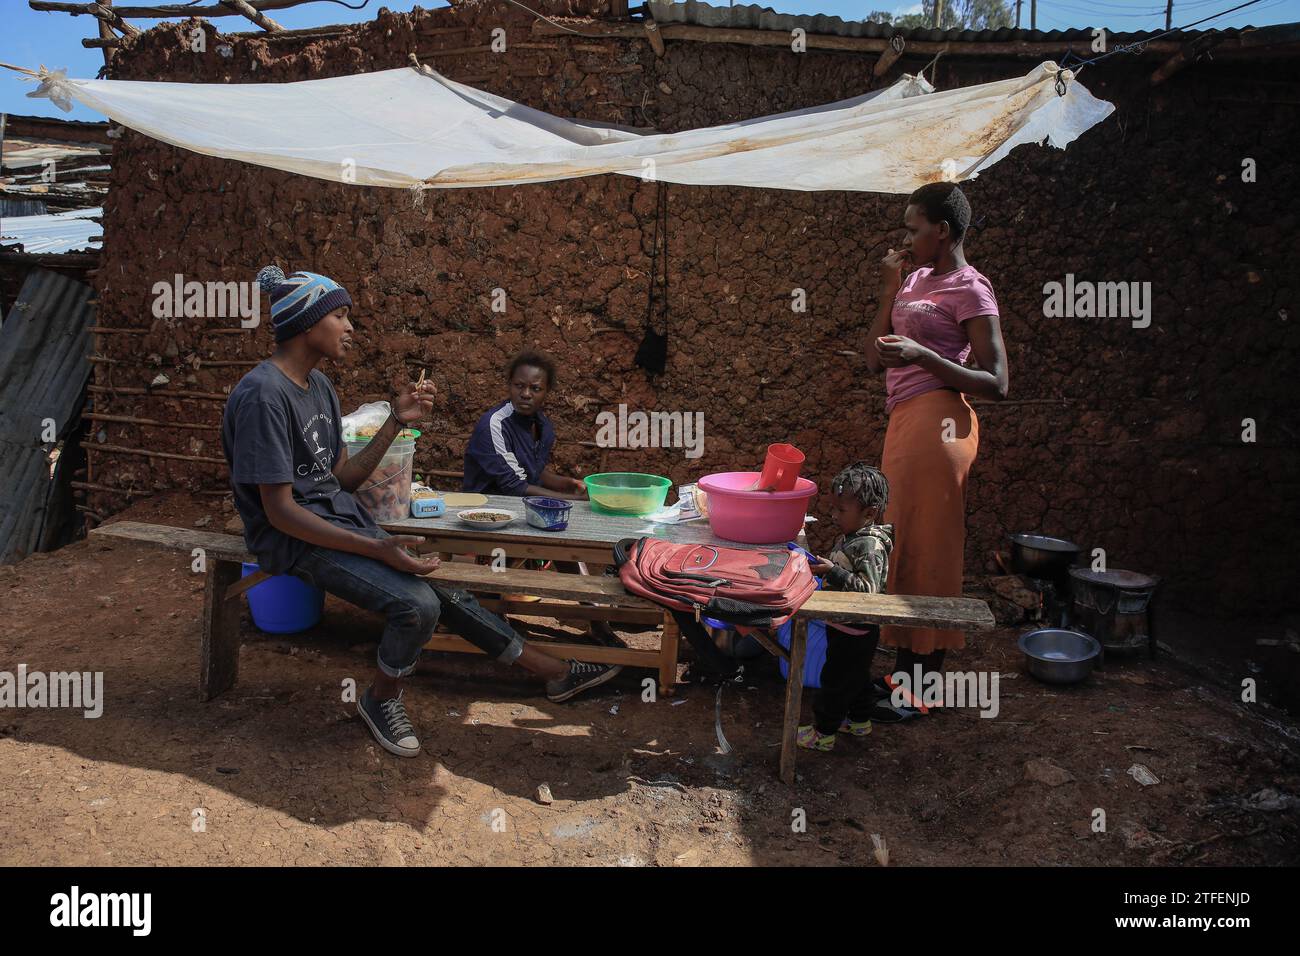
[[456, 509, 515, 531]]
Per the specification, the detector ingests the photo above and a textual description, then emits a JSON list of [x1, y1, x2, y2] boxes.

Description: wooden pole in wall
[[91, 1, 139, 35], [219, 0, 283, 31], [31, 0, 305, 17], [643, 19, 666, 58], [96, 1, 117, 66]]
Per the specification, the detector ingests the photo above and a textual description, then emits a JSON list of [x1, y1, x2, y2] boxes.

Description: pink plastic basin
[[698, 471, 818, 544]]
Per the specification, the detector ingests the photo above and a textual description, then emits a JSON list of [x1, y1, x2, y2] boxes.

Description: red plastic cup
[[759, 443, 805, 492]]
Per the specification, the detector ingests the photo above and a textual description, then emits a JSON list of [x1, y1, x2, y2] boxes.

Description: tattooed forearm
[[337, 412, 401, 493]]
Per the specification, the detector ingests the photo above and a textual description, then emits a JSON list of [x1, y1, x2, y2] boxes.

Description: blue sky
[[3, 0, 1297, 122]]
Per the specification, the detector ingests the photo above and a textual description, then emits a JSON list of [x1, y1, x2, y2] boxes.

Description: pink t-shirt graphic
[[885, 265, 999, 413]]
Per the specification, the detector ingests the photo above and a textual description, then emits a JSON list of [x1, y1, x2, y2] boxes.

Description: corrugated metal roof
[[0, 268, 95, 563], [0, 207, 103, 255], [0, 198, 48, 218], [1, 114, 113, 215], [643, 0, 1273, 43], [2, 137, 106, 170]]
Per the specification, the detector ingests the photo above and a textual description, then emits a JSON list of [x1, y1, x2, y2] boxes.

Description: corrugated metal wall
[[0, 268, 94, 563]]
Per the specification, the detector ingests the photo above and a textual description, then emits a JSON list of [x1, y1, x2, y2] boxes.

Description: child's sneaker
[[546, 660, 622, 702], [838, 718, 873, 737], [796, 724, 836, 752]]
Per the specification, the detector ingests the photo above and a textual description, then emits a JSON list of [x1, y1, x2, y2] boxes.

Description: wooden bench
[[90, 520, 995, 783], [421, 563, 996, 783], [88, 521, 684, 696]]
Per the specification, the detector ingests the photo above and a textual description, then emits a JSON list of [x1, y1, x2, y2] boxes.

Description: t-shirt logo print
[[297, 413, 335, 481]]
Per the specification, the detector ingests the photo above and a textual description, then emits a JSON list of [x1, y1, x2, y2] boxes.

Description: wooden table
[[383, 496, 757, 693], [382, 495, 761, 569]]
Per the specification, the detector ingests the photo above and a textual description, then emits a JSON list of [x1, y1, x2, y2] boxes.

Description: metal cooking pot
[[1008, 533, 1082, 579], [1018, 628, 1101, 684]]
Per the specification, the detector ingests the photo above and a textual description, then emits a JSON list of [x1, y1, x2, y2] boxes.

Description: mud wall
[[86, 3, 1299, 614]]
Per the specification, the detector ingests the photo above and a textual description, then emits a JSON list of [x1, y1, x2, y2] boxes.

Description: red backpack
[[613, 537, 816, 628]]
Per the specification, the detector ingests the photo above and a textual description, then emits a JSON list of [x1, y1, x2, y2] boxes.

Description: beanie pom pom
[[256, 264, 286, 293]]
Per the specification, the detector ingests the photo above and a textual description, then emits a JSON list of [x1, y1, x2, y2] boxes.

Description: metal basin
[[1018, 628, 1100, 684], [1008, 534, 1081, 579]]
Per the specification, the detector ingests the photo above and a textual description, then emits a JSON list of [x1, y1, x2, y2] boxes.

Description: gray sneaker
[[358, 688, 420, 758], [546, 660, 622, 702]]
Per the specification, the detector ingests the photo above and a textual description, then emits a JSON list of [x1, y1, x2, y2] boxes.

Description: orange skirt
[[880, 388, 979, 654]]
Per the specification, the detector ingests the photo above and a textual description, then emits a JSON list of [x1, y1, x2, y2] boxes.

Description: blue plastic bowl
[[522, 496, 573, 531], [241, 563, 325, 634]]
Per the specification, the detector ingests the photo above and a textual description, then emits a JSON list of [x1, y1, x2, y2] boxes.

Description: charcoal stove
[[1067, 568, 1160, 659]]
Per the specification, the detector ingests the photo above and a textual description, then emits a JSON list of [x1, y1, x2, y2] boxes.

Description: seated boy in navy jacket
[[463, 351, 587, 500]]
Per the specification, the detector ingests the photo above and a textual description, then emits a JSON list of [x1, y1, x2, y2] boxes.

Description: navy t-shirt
[[221, 360, 377, 574]]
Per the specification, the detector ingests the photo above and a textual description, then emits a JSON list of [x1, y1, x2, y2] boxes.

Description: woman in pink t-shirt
[[865, 183, 1009, 694]]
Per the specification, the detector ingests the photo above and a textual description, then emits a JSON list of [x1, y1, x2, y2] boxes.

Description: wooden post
[[219, 0, 283, 31], [658, 611, 679, 696], [778, 618, 808, 785], [200, 559, 243, 700], [1150, 34, 1223, 85], [643, 19, 666, 58], [872, 41, 904, 77], [1015, 0, 1022, 29], [932, 0, 943, 29], [1031, 0, 1037, 30], [91, 1, 139, 36], [96, 1, 116, 67], [1165, 0, 1173, 30]]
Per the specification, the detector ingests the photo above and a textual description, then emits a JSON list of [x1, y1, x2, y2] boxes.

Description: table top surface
[[383, 495, 791, 550]]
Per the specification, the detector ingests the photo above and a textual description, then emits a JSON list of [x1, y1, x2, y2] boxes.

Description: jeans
[[286, 527, 525, 678], [812, 623, 881, 735]]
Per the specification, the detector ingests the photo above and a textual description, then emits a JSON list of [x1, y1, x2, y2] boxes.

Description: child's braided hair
[[831, 461, 890, 512]]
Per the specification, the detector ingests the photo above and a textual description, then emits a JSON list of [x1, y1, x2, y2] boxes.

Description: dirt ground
[[1, 494, 1297, 866]]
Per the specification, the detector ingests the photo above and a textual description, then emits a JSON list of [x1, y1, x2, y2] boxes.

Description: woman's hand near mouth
[[881, 247, 910, 297]]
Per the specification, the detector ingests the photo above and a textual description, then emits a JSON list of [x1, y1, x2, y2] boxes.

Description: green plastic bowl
[[584, 472, 672, 516]]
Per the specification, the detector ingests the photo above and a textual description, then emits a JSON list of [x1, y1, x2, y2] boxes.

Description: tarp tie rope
[[1058, 0, 1267, 73], [920, 49, 944, 86]]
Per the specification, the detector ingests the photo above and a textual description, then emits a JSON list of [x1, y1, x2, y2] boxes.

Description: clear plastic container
[[347, 430, 419, 523]]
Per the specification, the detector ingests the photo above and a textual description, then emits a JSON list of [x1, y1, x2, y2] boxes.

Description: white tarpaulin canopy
[[21, 61, 1112, 193]]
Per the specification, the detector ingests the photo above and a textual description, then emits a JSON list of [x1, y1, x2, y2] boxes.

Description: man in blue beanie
[[220, 265, 621, 758]]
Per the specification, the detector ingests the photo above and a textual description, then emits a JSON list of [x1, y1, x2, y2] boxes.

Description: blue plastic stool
[[240, 563, 324, 634], [776, 618, 828, 688]]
